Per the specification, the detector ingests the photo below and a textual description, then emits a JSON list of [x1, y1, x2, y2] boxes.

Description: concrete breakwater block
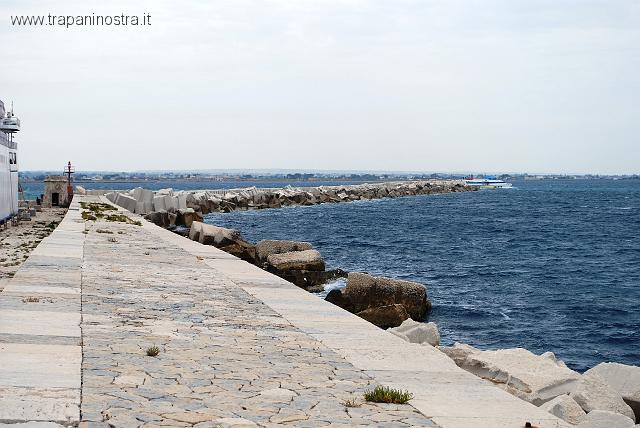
[[586, 362, 640, 421], [266, 249, 325, 272], [570, 371, 636, 422], [189, 221, 203, 241], [114, 193, 137, 213], [153, 195, 166, 211], [132, 187, 154, 204], [439, 344, 582, 406], [177, 193, 187, 210], [105, 192, 118, 203], [576, 410, 635, 428], [135, 201, 153, 214], [255, 240, 313, 265], [541, 394, 587, 425], [193, 222, 242, 247], [125, 180, 474, 216], [163, 195, 178, 211], [389, 318, 440, 346]]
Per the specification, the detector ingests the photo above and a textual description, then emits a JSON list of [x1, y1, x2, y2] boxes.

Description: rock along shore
[[99, 179, 474, 220]]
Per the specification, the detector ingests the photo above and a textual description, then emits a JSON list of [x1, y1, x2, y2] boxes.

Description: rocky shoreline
[[98, 179, 473, 219]]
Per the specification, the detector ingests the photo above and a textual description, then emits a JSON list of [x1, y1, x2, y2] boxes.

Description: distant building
[[43, 176, 70, 207]]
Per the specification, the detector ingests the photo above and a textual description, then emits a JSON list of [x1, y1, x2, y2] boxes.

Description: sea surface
[[201, 179, 640, 372]]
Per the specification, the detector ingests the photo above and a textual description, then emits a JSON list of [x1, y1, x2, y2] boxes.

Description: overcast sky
[[2, 0, 639, 174]]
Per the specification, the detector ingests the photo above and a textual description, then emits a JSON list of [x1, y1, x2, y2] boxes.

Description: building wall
[[43, 178, 70, 208], [0, 136, 18, 222]]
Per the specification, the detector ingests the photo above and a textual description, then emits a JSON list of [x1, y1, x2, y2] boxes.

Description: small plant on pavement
[[363, 386, 413, 404]]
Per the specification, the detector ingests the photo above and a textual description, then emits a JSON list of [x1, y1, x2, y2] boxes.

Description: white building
[[0, 99, 20, 224]]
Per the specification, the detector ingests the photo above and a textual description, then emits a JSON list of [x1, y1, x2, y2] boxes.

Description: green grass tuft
[[79, 202, 117, 213], [81, 211, 97, 221], [363, 386, 413, 404], [105, 214, 142, 226]]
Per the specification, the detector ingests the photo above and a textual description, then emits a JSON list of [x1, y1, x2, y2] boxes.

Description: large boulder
[[541, 394, 587, 425], [586, 363, 640, 421], [570, 372, 636, 421], [576, 410, 635, 428], [356, 304, 409, 329], [343, 272, 430, 321], [266, 249, 325, 272], [439, 344, 581, 405], [325, 289, 355, 313], [324, 272, 430, 328], [255, 240, 313, 265], [219, 240, 257, 264], [274, 268, 347, 290], [389, 318, 440, 346]]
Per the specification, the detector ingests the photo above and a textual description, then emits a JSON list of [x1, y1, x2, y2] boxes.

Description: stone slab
[[0, 310, 80, 337], [0, 343, 80, 389], [0, 386, 79, 423]]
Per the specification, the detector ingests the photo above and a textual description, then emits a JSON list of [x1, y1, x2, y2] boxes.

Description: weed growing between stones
[[45, 221, 59, 230], [81, 211, 97, 221], [363, 386, 413, 404], [105, 214, 142, 226], [79, 202, 117, 214], [146, 346, 160, 357], [343, 398, 361, 408]]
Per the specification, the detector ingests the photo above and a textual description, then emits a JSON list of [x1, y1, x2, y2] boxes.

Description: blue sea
[[201, 179, 640, 372]]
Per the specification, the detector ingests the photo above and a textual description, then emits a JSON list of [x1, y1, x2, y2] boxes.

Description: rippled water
[[205, 179, 640, 372]]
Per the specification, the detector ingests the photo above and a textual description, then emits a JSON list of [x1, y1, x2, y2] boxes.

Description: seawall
[[98, 180, 475, 217], [0, 195, 569, 427]]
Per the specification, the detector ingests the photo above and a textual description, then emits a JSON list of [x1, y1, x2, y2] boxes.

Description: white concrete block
[[153, 195, 166, 211]]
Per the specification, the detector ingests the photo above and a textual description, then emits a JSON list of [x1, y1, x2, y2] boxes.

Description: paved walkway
[[0, 196, 571, 427]]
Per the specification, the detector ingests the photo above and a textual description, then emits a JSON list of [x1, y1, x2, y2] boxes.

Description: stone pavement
[[0, 206, 83, 425], [0, 196, 571, 427]]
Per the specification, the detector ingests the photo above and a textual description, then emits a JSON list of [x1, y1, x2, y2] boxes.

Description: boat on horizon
[[465, 176, 513, 189]]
